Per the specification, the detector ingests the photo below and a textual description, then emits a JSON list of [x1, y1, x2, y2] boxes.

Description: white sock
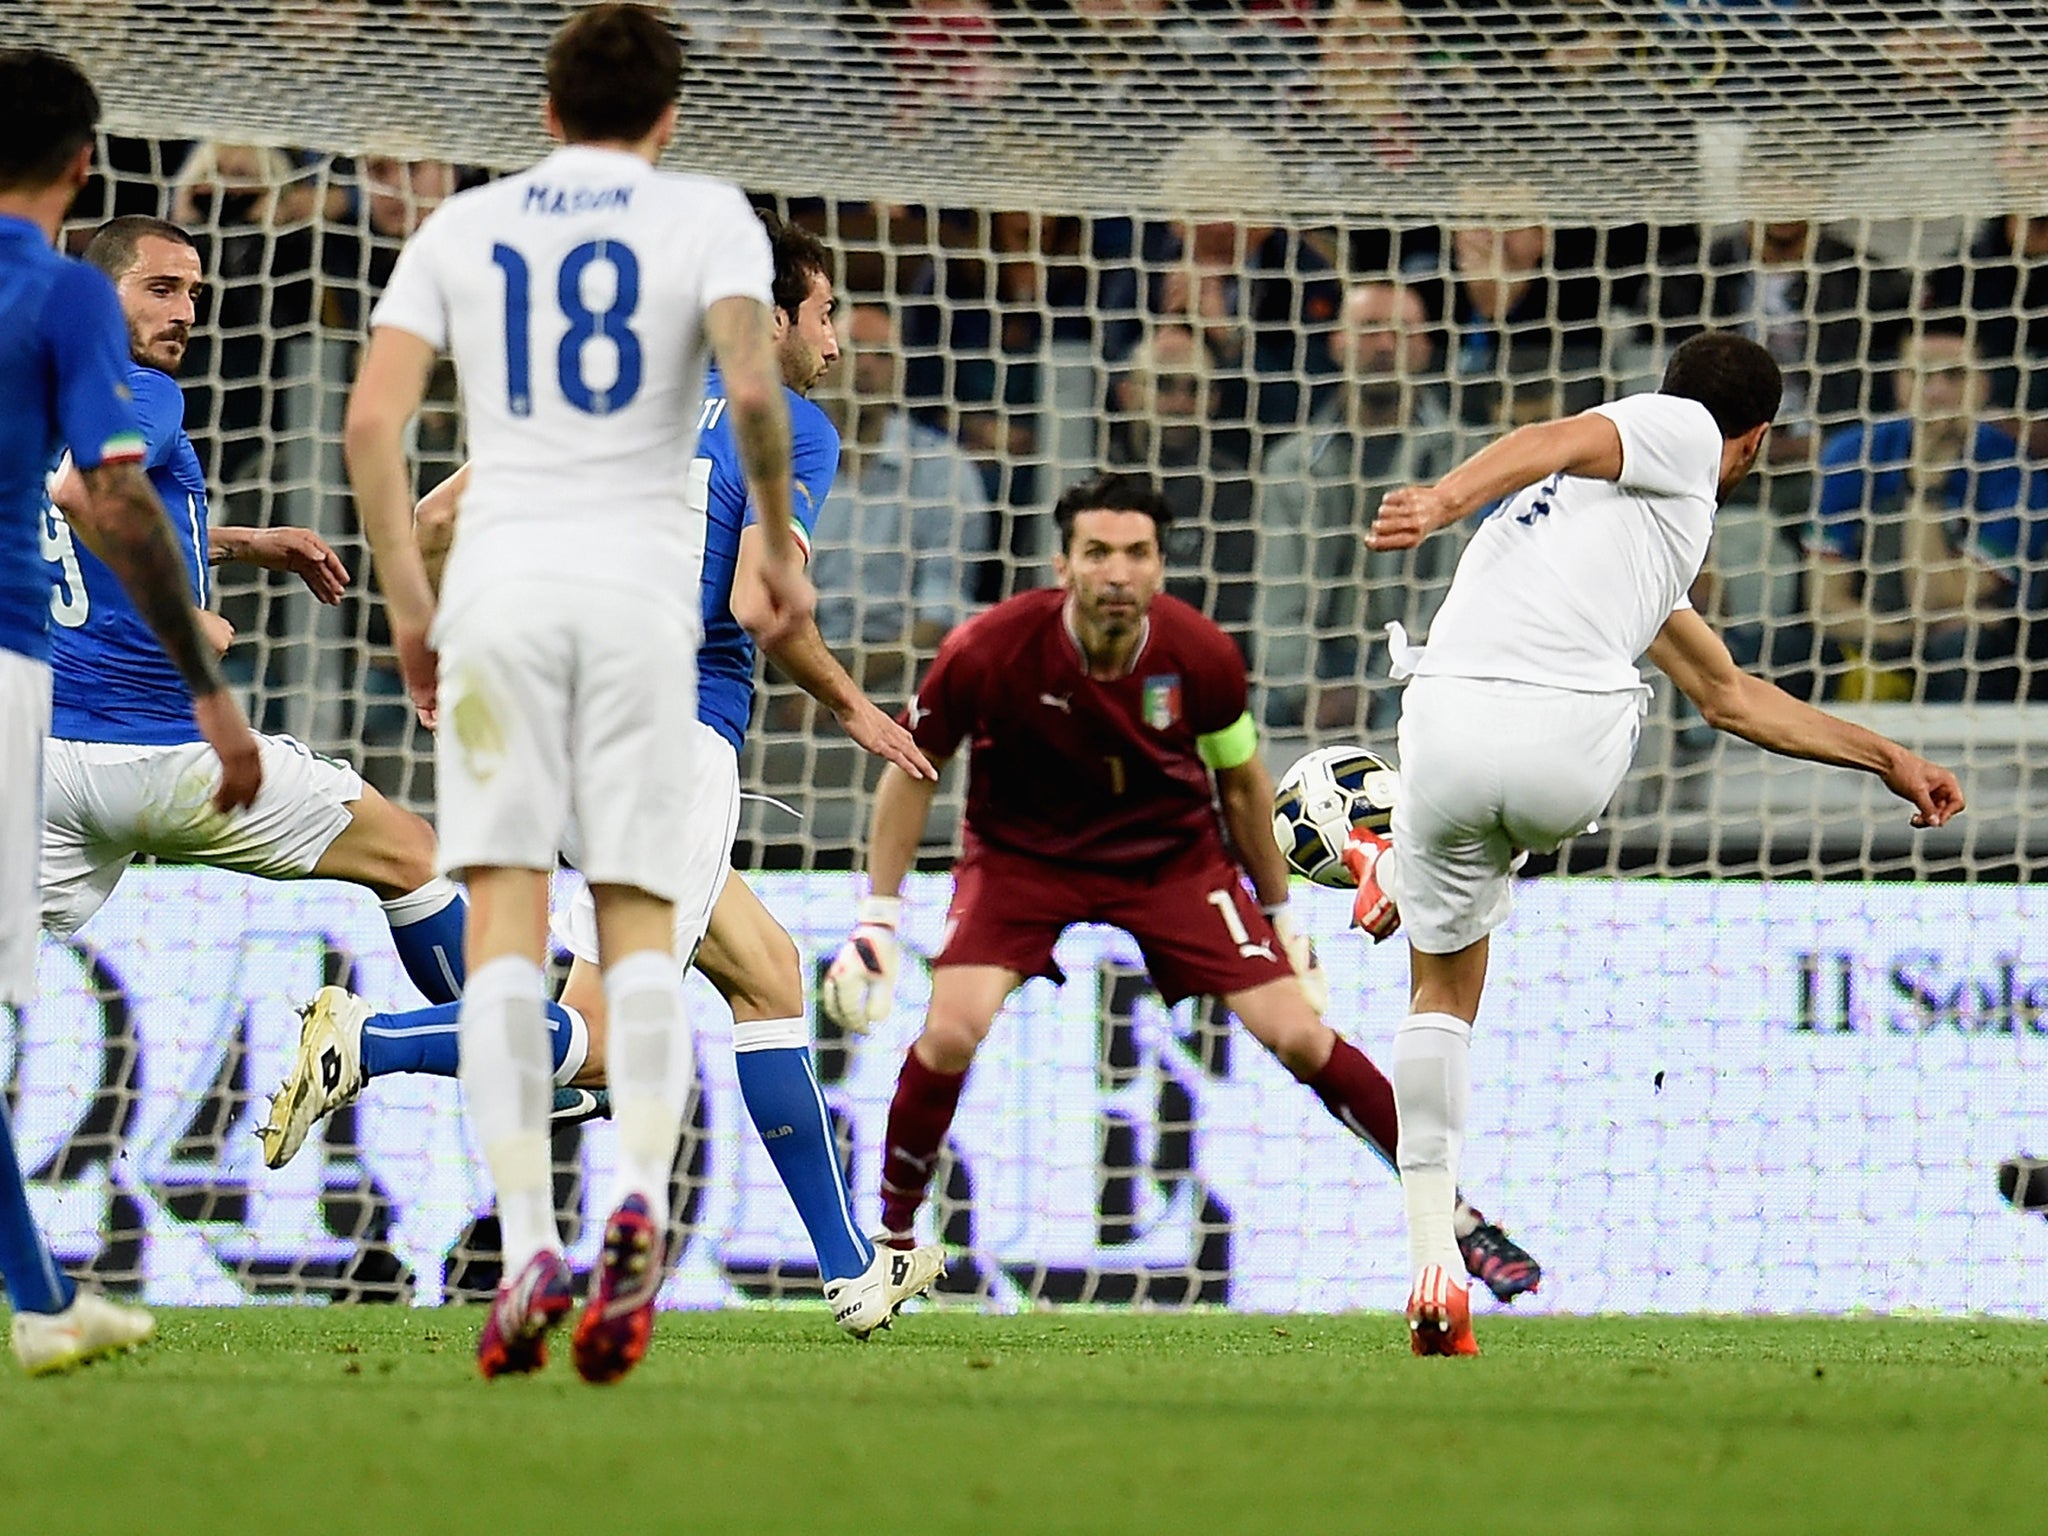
[[731, 1015, 808, 1052], [458, 954, 556, 1276], [378, 874, 461, 924], [1393, 1010, 1472, 1286], [604, 949, 693, 1229]]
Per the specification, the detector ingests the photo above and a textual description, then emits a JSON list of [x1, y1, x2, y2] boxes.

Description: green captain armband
[[1196, 711, 1259, 771]]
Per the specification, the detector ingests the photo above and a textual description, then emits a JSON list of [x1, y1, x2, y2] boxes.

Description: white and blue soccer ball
[[1272, 744, 1400, 887]]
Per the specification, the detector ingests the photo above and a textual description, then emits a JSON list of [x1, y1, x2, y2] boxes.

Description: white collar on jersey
[[1062, 595, 1151, 680]]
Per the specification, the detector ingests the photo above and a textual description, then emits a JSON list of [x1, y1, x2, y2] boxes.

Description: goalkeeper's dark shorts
[[935, 842, 1293, 1005]]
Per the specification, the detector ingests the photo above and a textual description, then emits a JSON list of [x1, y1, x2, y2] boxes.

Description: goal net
[[8, 1, 2047, 1317]]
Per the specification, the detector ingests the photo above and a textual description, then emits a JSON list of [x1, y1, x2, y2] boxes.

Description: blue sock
[[0, 1095, 75, 1316], [380, 878, 467, 1004], [360, 998, 585, 1082], [735, 1033, 874, 1281]]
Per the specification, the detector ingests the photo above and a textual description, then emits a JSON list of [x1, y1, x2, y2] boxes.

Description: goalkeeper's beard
[[1084, 591, 1141, 648]]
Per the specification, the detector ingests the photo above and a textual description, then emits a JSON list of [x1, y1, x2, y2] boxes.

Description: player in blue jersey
[[268, 213, 948, 1336], [39, 216, 470, 1011], [0, 49, 261, 1376]]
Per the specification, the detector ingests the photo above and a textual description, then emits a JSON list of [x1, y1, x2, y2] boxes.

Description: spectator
[[1657, 170, 1907, 668], [1800, 319, 2048, 703], [1028, 1, 1293, 114], [310, 152, 463, 754], [1662, 196, 1912, 486], [165, 143, 326, 488], [1405, 190, 1618, 430], [1289, 0, 1433, 177], [1247, 0, 1324, 39], [169, 142, 328, 230], [888, 0, 1010, 126], [1927, 111, 2048, 456], [320, 154, 460, 324], [1284, 2, 1461, 276], [1260, 279, 1456, 732], [812, 304, 997, 696], [1104, 324, 1256, 656], [1827, 11, 2008, 264], [362, 155, 456, 242], [1135, 132, 1343, 438], [900, 208, 1094, 506]]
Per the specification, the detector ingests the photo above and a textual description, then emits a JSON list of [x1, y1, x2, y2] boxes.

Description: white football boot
[[12, 1292, 155, 1376], [260, 986, 370, 1169], [826, 1241, 947, 1340]]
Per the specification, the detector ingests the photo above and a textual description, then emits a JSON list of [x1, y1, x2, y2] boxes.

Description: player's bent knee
[[320, 791, 440, 898], [728, 926, 803, 1021], [696, 905, 803, 1021], [388, 810, 440, 890], [915, 1012, 992, 1074]]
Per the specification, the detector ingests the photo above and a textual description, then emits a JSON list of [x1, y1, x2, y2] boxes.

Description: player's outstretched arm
[[762, 618, 938, 782], [344, 326, 440, 719], [731, 525, 938, 782], [72, 460, 260, 811], [1647, 605, 1965, 828], [53, 457, 342, 606], [704, 294, 813, 648], [207, 525, 349, 604], [1368, 412, 1625, 551]]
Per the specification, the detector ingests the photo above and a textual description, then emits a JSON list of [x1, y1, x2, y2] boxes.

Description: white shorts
[[41, 732, 362, 939], [1392, 675, 1642, 955], [551, 731, 739, 968], [1, 652, 51, 1005], [433, 580, 706, 902]]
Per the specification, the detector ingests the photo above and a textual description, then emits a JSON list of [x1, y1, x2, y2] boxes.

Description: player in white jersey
[[1364, 330, 1964, 1356], [343, 3, 812, 1385]]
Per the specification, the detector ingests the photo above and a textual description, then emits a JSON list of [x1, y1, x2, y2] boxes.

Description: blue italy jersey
[[48, 366, 210, 744], [0, 216, 146, 664], [696, 366, 839, 750]]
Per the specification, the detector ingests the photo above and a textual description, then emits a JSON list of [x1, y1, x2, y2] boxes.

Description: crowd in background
[[52, 0, 2048, 827]]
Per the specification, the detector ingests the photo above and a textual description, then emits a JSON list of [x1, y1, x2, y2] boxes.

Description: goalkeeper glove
[[820, 894, 902, 1032], [1266, 903, 1329, 1015], [1339, 827, 1402, 943]]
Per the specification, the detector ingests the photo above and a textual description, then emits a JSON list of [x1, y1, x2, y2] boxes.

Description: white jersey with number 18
[[371, 143, 772, 614], [1413, 392, 1726, 695]]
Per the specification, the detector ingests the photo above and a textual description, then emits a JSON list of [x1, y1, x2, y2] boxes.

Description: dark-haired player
[[1369, 330, 1965, 1355], [821, 472, 1540, 1300], [39, 217, 462, 1004], [346, 2, 812, 1383], [0, 47, 260, 1375]]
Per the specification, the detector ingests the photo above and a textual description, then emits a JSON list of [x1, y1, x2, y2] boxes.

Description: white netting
[[8, 2, 2048, 1313]]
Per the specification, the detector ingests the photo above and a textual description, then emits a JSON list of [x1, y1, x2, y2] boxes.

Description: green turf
[[2, 1307, 2043, 1535]]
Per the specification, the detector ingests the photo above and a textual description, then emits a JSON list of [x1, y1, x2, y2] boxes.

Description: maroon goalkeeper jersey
[[906, 587, 1250, 873]]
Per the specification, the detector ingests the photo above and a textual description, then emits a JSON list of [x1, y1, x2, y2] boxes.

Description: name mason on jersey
[[522, 183, 633, 216]]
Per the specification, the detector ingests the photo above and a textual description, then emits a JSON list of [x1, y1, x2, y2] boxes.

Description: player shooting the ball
[[1366, 329, 1963, 1357]]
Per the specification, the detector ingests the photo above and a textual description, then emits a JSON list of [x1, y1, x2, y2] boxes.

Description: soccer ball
[[1271, 745, 1400, 887]]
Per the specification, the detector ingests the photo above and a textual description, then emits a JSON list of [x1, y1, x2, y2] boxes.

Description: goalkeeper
[[263, 214, 944, 1338], [820, 472, 1540, 1304]]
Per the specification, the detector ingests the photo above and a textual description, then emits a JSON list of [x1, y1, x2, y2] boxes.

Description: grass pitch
[[2, 1308, 2042, 1535]]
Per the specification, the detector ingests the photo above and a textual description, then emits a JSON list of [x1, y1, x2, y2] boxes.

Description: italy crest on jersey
[[1141, 674, 1181, 731]]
